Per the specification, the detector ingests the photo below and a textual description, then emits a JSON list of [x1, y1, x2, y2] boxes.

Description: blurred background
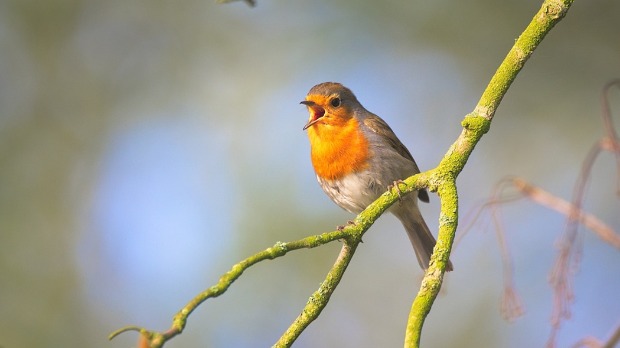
[[1, 0, 619, 347]]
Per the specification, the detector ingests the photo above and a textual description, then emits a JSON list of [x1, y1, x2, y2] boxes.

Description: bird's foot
[[389, 180, 407, 202], [336, 220, 356, 231]]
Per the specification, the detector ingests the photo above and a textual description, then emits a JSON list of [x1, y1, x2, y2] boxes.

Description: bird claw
[[389, 180, 406, 201], [337, 220, 356, 231]]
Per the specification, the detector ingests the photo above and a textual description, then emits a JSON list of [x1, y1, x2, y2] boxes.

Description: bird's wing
[[363, 114, 430, 203]]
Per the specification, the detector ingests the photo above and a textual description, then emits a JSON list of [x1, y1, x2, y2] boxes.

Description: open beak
[[303, 117, 321, 130], [300, 100, 324, 130]]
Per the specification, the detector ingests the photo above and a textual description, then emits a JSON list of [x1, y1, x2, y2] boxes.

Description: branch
[[108, 229, 349, 347], [274, 241, 358, 347], [476, 0, 573, 121], [510, 178, 620, 249], [111, 0, 577, 346], [548, 79, 620, 346], [573, 322, 620, 348], [454, 75, 619, 347], [466, 175, 619, 323], [405, 0, 575, 346], [110, 171, 431, 347], [600, 79, 620, 194], [272, 174, 432, 347]]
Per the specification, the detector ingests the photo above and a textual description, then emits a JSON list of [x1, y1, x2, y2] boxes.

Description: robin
[[301, 82, 453, 271]]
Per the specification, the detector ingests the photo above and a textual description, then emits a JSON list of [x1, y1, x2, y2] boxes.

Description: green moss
[[461, 115, 491, 134]]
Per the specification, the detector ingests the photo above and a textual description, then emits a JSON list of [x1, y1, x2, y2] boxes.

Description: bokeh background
[[1, 0, 619, 347]]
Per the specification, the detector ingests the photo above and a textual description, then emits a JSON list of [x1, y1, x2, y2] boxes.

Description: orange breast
[[307, 117, 370, 180]]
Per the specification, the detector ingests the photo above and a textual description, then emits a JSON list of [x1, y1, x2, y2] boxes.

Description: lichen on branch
[[109, 0, 576, 347]]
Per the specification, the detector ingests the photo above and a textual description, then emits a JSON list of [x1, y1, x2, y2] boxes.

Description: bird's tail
[[394, 200, 454, 271]]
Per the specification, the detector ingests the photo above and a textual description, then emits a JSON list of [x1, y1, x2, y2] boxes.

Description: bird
[[301, 82, 453, 271]]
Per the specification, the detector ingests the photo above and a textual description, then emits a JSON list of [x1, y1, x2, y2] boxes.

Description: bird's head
[[301, 82, 360, 130]]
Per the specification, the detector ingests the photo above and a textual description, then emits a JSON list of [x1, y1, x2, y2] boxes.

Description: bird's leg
[[388, 180, 407, 204]]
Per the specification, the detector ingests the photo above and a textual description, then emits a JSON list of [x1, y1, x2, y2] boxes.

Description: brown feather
[[363, 115, 430, 203]]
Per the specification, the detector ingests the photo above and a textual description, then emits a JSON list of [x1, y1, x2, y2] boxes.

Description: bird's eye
[[330, 97, 341, 107]]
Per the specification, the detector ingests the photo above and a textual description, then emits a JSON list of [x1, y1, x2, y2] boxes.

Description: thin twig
[[548, 79, 620, 347], [509, 178, 620, 248], [601, 80, 620, 195], [108, 229, 350, 347], [572, 322, 620, 348]]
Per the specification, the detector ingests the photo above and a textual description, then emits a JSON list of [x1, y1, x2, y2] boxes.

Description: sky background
[[0, 0, 619, 347]]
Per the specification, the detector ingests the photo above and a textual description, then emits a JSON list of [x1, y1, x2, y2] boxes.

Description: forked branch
[[109, 0, 577, 347]]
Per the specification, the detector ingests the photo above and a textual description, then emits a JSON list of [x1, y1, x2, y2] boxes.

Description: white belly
[[317, 170, 386, 214]]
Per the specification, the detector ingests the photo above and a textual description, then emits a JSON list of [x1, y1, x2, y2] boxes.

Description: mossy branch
[[109, 174, 430, 348], [273, 241, 358, 347], [107, 228, 356, 347], [109, 0, 575, 346], [404, 0, 574, 347], [475, 0, 573, 121]]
